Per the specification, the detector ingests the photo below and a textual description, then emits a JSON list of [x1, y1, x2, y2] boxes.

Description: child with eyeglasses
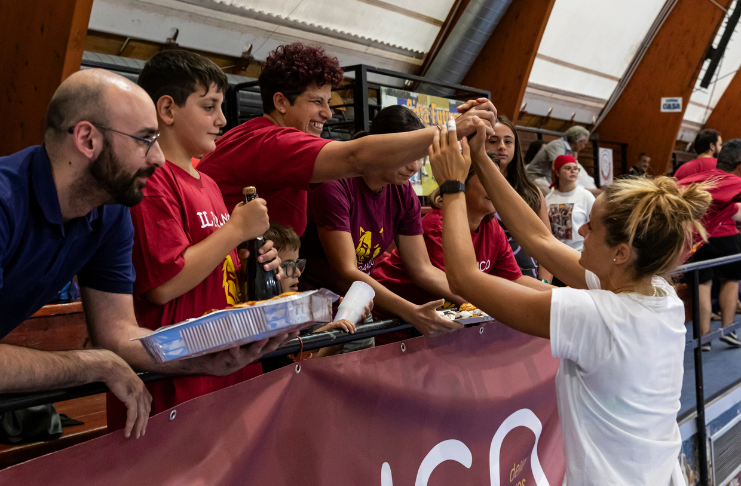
[[265, 223, 360, 338], [545, 155, 595, 255]]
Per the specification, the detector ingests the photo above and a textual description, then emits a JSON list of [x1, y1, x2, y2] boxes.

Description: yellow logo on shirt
[[222, 255, 239, 306], [355, 227, 382, 264]]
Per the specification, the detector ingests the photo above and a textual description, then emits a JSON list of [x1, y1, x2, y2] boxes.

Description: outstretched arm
[[310, 99, 497, 183], [468, 125, 587, 289], [429, 123, 552, 338], [316, 228, 462, 336], [397, 234, 466, 305]]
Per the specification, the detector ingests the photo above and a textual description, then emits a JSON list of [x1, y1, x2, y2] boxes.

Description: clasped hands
[[430, 111, 490, 185]]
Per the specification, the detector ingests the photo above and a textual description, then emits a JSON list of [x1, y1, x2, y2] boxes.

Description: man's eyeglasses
[[67, 124, 160, 156], [280, 259, 306, 277]]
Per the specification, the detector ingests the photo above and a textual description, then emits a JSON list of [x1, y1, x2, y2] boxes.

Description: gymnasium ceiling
[[87, 0, 741, 141]]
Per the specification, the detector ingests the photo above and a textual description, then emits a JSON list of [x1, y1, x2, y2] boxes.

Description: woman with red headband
[[545, 155, 595, 254]]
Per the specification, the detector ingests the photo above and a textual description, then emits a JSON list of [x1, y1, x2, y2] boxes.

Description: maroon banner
[[1, 323, 565, 485]]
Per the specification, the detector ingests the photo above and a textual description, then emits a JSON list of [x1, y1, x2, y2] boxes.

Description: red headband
[[550, 155, 577, 189], [554, 154, 576, 171]]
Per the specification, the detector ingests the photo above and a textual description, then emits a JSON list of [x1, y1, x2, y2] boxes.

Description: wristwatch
[[439, 180, 466, 195]]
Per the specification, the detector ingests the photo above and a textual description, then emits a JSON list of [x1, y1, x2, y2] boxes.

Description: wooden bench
[[0, 302, 108, 469]]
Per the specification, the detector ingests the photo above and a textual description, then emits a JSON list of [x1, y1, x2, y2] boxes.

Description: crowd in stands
[[1, 40, 738, 485]]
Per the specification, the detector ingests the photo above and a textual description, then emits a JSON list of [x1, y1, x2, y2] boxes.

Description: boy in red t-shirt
[[107, 51, 290, 430]]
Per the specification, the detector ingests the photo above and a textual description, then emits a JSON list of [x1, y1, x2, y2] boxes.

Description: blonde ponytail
[[601, 176, 712, 277]]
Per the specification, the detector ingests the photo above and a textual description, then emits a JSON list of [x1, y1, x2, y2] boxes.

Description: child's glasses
[[280, 259, 306, 277]]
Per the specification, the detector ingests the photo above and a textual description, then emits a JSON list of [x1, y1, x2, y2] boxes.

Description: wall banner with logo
[[0, 323, 565, 486], [599, 147, 614, 186]]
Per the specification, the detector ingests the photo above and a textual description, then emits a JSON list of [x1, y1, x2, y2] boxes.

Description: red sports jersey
[[107, 161, 261, 431], [374, 209, 522, 305], [198, 117, 330, 236]]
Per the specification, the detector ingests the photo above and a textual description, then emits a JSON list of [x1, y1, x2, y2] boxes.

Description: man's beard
[[89, 137, 155, 207]]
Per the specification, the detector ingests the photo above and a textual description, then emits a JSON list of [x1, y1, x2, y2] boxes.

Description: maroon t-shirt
[[300, 177, 423, 293], [374, 209, 522, 305], [198, 117, 331, 236]]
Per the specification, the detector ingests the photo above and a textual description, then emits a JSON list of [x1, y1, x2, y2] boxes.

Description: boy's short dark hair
[[265, 223, 301, 252], [717, 138, 741, 172], [138, 50, 229, 106], [693, 129, 721, 155], [258, 43, 344, 112]]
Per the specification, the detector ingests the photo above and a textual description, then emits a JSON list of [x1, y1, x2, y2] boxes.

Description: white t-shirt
[[551, 271, 686, 486], [545, 186, 595, 251]]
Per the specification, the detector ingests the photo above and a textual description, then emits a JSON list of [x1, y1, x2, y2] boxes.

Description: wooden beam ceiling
[[1, 0, 94, 156], [461, 0, 556, 123], [594, 0, 732, 176], [702, 67, 741, 140]]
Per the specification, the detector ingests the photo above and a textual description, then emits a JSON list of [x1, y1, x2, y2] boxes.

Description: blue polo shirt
[[0, 145, 135, 338]]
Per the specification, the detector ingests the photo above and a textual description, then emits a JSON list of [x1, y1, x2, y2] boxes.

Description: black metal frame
[[0, 319, 414, 414], [224, 64, 491, 134]]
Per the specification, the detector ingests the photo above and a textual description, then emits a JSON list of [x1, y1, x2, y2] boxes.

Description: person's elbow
[[340, 140, 367, 176], [143, 286, 172, 306], [445, 266, 473, 297], [333, 264, 362, 291]]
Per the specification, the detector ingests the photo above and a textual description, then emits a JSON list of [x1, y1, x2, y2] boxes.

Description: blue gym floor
[[680, 316, 741, 416]]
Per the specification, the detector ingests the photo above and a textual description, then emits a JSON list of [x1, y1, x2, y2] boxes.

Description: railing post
[[352, 65, 370, 134], [691, 269, 709, 485]]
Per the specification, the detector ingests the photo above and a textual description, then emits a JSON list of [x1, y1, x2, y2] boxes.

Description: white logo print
[[381, 409, 549, 486], [197, 211, 230, 229]]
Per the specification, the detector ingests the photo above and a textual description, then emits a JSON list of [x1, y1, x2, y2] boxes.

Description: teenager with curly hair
[[199, 43, 498, 236]]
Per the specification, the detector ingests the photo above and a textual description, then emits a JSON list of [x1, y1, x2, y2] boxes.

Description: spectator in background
[[300, 106, 462, 337], [487, 116, 553, 283], [198, 43, 497, 237], [674, 129, 722, 180], [679, 138, 741, 351], [545, 155, 595, 287], [627, 152, 651, 177], [523, 139, 547, 165], [527, 125, 600, 196]]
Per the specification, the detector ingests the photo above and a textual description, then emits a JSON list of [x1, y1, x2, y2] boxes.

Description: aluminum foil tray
[[135, 290, 338, 363]]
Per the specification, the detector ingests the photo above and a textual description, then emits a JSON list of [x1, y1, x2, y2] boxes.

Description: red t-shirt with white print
[[373, 209, 522, 305], [107, 161, 260, 431]]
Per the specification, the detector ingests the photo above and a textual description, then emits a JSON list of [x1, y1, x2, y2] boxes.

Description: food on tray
[[459, 303, 477, 312], [436, 307, 489, 321], [232, 292, 301, 308]]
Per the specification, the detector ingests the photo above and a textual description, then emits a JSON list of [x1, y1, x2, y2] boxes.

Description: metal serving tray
[[135, 290, 337, 363]]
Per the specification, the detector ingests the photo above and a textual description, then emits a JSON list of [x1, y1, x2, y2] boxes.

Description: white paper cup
[[335, 281, 375, 324]]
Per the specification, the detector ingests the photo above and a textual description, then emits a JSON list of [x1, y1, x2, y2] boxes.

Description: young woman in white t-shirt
[[545, 155, 595, 252], [429, 119, 710, 486]]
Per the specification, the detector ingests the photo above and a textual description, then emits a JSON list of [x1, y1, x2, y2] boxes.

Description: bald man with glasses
[[0, 69, 291, 440]]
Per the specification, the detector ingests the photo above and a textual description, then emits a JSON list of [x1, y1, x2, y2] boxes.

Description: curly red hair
[[258, 43, 344, 112]]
